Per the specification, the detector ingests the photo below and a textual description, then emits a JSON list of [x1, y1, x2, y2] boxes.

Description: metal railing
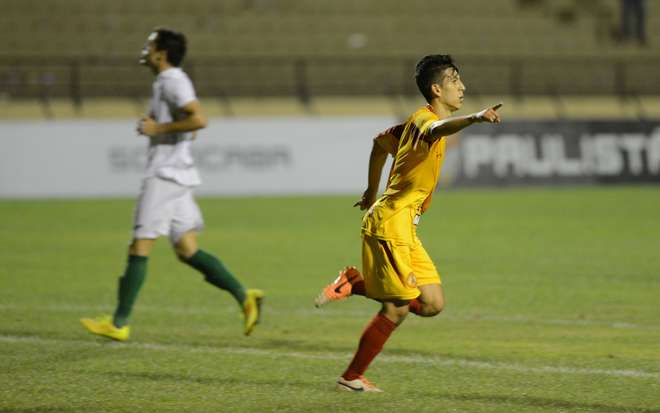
[[1, 55, 658, 108]]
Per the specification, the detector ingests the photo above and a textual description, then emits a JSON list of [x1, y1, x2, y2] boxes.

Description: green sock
[[113, 255, 148, 328], [185, 250, 246, 305]]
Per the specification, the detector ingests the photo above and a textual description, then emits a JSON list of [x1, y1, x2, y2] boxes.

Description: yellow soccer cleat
[[80, 315, 130, 342], [242, 289, 264, 336]]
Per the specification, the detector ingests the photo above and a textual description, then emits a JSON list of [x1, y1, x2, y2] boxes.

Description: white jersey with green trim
[[145, 67, 201, 187]]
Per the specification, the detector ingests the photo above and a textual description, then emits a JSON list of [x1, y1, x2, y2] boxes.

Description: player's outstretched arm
[[137, 100, 208, 137], [425, 103, 502, 142], [354, 139, 390, 210]]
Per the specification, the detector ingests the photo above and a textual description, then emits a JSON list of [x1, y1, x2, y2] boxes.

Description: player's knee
[[428, 302, 444, 316], [174, 246, 195, 262], [175, 251, 189, 262], [128, 240, 151, 257], [430, 298, 445, 316], [388, 311, 408, 326], [396, 305, 410, 320], [421, 297, 444, 317], [382, 303, 410, 325]]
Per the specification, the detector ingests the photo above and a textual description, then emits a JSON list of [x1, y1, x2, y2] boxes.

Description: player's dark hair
[[154, 28, 187, 67], [415, 55, 459, 103]]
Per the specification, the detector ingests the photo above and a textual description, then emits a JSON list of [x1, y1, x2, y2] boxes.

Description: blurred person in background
[[80, 28, 263, 341], [619, 0, 647, 45]]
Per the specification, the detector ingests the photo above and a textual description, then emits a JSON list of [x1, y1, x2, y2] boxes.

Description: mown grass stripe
[[1, 334, 658, 380]]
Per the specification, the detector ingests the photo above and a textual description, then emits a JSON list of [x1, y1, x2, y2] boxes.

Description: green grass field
[[1, 187, 659, 413]]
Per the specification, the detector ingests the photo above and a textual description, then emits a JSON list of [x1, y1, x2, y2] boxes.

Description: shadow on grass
[[258, 338, 351, 354], [255, 338, 487, 363], [428, 391, 660, 413], [100, 370, 321, 390]]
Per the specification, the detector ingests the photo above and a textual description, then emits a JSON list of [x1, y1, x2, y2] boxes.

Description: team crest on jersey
[[406, 273, 417, 288]]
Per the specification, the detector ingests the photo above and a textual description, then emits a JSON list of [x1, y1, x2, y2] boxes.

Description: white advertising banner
[[0, 118, 396, 198]]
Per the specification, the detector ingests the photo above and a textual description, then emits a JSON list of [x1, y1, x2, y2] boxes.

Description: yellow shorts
[[361, 233, 441, 301]]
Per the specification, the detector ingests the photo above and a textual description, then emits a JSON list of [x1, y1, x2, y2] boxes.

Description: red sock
[[408, 298, 423, 315], [351, 280, 366, 296], [342, 314, 397, 380]]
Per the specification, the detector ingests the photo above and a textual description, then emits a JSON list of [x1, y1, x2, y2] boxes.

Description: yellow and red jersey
[[362, 105, 447, 244]]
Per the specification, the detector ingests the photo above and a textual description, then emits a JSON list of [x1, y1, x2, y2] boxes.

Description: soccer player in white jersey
[[81, 28, 263, 340]]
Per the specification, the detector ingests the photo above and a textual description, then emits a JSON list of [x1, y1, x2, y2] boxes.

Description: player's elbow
[[428, 124, 449, 141], [195, 114, 208, 130]]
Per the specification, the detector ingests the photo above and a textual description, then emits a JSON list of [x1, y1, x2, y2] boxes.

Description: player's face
[[139, 32, 165, 72], [140, 41, 158, 69], [437, 68, 466, 112]]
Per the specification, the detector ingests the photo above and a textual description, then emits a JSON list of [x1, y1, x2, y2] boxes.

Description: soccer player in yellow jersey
[[314, 55, 502, 392]]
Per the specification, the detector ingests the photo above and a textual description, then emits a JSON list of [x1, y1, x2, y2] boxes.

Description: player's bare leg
[[380, 300, 410, 325], [314, 266, 366, 307], [408, 283, 445, 317], [173, 230, 198, 260], [129, 238, 156, 256], [175, 230, 264, 335]]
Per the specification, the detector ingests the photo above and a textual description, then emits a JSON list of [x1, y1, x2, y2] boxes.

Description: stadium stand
[[0, 0, 658, 118]]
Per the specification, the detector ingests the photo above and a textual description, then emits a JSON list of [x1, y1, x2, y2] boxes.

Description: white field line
[[0, 303, 650, 330], [0, 334, 658, 380]]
